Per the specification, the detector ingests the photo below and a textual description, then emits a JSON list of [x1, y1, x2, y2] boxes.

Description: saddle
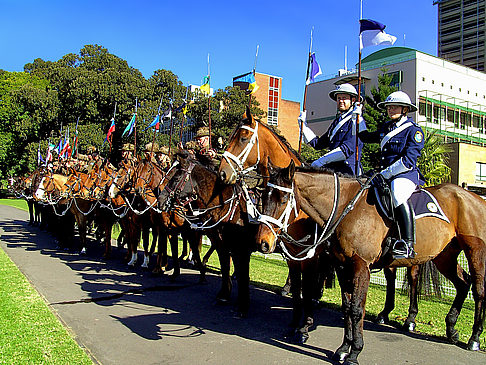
[[370, 174, 450, 224]]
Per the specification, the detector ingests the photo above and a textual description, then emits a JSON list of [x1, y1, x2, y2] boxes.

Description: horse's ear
[[243, 105, 254, 126], [285, 160, 295, 182]]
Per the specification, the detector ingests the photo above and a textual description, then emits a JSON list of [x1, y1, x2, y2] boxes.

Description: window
[[268, 77, 279, 126], [476, 162, 486, 181]]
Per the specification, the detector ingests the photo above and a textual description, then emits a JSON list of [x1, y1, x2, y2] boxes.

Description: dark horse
[[258, 161, 485, 364], [158, 152, 258, 315]]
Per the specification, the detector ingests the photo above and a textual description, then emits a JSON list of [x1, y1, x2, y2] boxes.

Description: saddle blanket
[[374, 187, 450, 223]]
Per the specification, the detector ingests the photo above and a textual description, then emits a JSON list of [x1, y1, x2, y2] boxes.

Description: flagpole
[[355, 1, 363, 176], [168, 90, 175, 156], [249, 45, 259, 108], [298, 27, 314, 154], [207, 53, 212, 149], [111, 102, 117, 155], [151, 96, 163, 157], [179, 86, 189, 144], [75, 116, 79, 159], [133, 99, 137, 159]]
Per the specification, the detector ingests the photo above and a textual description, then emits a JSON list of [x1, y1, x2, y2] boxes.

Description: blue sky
[[1, 0, 437, 102]]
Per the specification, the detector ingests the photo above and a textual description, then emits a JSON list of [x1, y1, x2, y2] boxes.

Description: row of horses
[[10, 108, 485, 364]]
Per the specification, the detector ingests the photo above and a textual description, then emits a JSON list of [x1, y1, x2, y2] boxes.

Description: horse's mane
[[229, 117, 303, 163]]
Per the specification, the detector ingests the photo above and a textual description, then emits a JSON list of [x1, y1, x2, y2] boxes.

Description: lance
[[249, 44, 259, 108], [179, 86, 189, 144], [133, 99, 137, 158], [298, 27, 314, 154], [109, 102, 117, 155], [168, 86, 175, 156], [74, 116, 79, 159], [355, 1, 363, 177], [206, 54, 212, 149], [151, 95, 164, 158]]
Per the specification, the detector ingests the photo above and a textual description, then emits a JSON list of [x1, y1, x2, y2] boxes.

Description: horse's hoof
[[447, 328, 459, 344], [293, 331, 309, 345], [404, 321, 416, 333], [375, 313, 387, 325], [467, 339, 481, 351], [332, 351, 349, 362]]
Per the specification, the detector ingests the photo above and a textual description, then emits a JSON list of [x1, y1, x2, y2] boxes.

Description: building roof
[[361, 47, 418, 70]]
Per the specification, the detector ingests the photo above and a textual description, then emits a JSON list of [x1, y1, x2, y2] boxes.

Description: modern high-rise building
[[434, 0, 486, 71]]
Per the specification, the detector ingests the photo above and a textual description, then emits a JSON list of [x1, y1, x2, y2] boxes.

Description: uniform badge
[[414, 131, 423, 143], [427, 202, 438, 213]]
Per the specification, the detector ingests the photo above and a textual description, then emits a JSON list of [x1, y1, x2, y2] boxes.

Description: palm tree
[[418, 130, 451, 187]]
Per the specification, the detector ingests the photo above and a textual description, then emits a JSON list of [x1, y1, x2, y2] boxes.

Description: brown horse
[[158, 152, 258, 314], [259, 161, 485, 364]]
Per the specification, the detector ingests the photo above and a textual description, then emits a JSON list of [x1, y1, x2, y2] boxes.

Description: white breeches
[[391, 177, 416, 208]]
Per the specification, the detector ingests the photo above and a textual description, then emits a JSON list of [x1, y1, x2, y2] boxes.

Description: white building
[[306, 46, 486, 191]]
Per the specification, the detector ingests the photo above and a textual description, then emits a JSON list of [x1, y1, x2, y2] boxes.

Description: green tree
[[361, 68, 397, 171], [418, 131, 451, 186], [187, 86, 265, 142]]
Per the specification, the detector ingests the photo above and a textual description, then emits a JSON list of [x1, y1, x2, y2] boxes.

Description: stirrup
[[391, 239, 415, 259]]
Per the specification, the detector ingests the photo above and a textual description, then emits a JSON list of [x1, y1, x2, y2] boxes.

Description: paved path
[[0, 205, 485, 365]]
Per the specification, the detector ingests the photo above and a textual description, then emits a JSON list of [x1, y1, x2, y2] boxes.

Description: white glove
[[311, 148, 346, 168], [298, 111, 317, 143], [352, 102, 362, 122], [380, 158, 411, 180]]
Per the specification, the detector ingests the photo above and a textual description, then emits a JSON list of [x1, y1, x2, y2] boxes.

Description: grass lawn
[[0, 247, 93, 364], [0, 198, 28, 211]]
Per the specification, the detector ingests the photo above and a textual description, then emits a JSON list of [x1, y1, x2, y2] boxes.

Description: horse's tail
[[402, 261, 443, 299]]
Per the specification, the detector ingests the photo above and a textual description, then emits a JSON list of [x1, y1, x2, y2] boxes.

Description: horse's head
[[256, 159, 299, 254], [108, 160, 136, 199], [219, 106, 260, 184], [157, 153, 197, 212]]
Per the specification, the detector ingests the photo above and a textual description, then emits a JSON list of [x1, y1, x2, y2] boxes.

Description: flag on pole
[[104, 118, 116, 144], [306, 53, 322, 85], [233, 72, 260, 94], [122, 113, 136, 137], [37, 144, 45, 165], [359, 19, 397, 50], [60, 128, 71, 159], [46, 143, 55, 163], [145, 115, 160, 131], [200, 75, 210, 95]]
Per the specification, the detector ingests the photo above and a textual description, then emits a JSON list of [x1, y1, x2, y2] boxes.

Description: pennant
[[161, 106, 172, 121], [122, 113, 136, 137], [37, 145, 45, 165], [233, 72, 259, 94], [306, 53, 322, 85], [145, 115, 160, 132], [104, 118, 116, 144], [200, 75, 210, 95], [174, 101, 187, 113], [359, 19, 397, 50]]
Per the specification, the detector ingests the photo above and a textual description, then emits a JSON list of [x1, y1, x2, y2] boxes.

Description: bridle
[[222, 120, 260, 178]]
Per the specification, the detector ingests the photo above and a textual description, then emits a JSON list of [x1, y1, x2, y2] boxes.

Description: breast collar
[[329, 108, 353, 141], [380, 116, 413, 150]]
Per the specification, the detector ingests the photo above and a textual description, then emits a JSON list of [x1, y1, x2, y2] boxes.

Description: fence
[[370, 251, 473, 300]]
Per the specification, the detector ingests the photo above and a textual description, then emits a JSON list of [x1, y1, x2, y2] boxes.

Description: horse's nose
[[261, 240, 271, 254]]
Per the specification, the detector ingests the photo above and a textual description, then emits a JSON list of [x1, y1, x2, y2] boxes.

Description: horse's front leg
[[404, 265, 420, 332], [333, 264, 353, 362], [347, 255, 370, 365], [231, 240, 251, 317], [376, 267, 396, 324], [296, 256, 319, 344]]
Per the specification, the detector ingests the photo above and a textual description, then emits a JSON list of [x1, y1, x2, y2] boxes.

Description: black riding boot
[[392, 201, 415, 259]]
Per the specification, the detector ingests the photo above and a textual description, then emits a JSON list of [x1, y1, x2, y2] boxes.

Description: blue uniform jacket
[[360, 116, 425, 185], [308, 108, 366, 176]]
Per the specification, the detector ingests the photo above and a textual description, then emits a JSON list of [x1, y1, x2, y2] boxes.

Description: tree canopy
[[0, 44, 263, 184]]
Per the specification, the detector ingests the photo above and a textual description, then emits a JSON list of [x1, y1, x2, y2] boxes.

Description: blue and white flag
[[306, 53, 322, 85], [122, 113, 136, 137], [359, 19, 397, 50]]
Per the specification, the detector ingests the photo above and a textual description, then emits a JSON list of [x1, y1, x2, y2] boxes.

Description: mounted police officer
[[121, 143, 135, 162], [300, 83, 366, 176], [359, 91, 425, 259]]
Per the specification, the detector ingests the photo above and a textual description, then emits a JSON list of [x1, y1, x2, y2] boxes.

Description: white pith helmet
[[377, 91, 418, 113], [329, 83, 363, 102]]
